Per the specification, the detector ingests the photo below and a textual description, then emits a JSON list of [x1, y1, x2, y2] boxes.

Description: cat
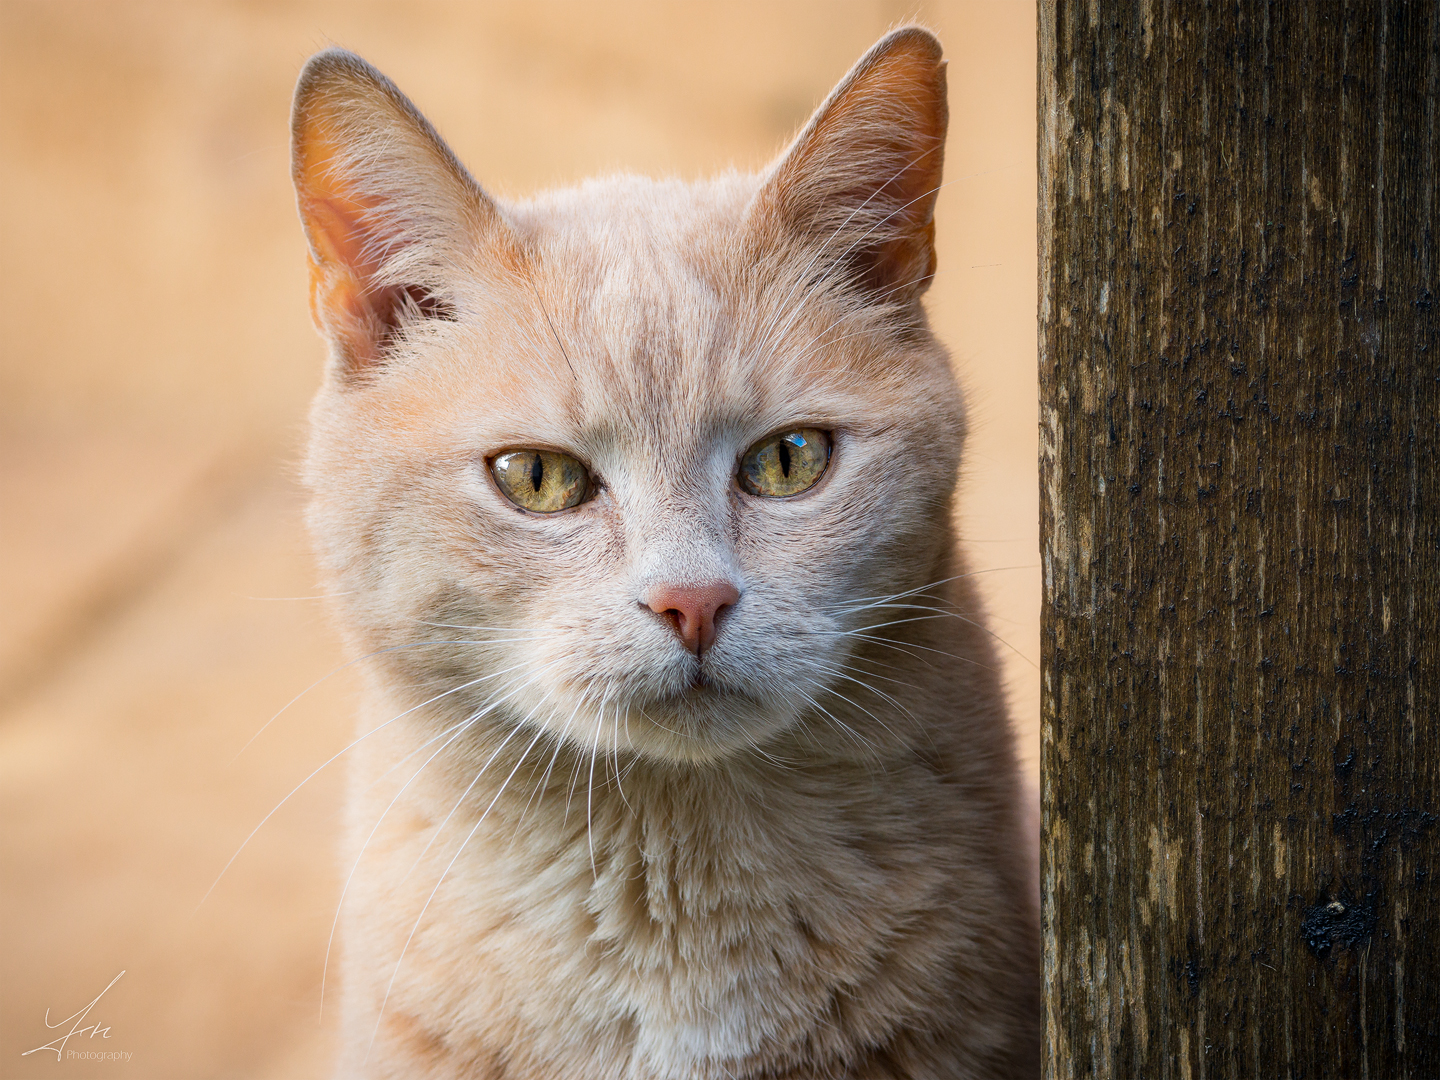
[[291, 25, 1039, 1079]]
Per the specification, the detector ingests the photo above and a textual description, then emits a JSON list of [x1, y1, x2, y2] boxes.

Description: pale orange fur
[[292, 27, 1039, 1079]]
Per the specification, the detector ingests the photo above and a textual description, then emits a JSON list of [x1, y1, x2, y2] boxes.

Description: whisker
[[609, 703, 635, 815], [635, 703, 696, 740], [399, 667, 565, 882], [518, 692, 590, 830], [585, 689, 610, 878], [229, 638, 545, 764], [412, 619, 556, 634], [811, 654, 922, 694], [830, 601, 1039, 672], [822, 566, 1037, 614], [793, 685, 881, 760], [742, 734, 801, 772], [803, 668, 910, 749], [564, 688, 599, 823], [811, 627, 996, 672], [807, 660, 917, 722], [198, 661, 538, 912], [360, 658, 563, 793]]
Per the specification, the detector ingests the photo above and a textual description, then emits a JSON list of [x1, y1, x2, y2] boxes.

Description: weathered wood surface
[[1040, 1, 1439, 1076]]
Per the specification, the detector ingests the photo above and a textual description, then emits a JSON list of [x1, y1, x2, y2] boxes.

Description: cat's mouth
[[653, 668, 721, 703], [625, 649, 731, 700], [619, 659, 747, 712]]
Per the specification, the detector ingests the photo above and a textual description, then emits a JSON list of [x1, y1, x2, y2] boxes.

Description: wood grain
[[1040, 1, 1439, 1074]]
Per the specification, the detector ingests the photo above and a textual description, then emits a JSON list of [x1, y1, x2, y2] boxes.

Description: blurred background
[[0, 3, 1035, 1076]]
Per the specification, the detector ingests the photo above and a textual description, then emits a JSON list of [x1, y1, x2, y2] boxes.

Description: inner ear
[[751, 27, 948, 307], [292, 48, 503, 381], [298, 181, 457, 363], [368, 283, 456, 358]]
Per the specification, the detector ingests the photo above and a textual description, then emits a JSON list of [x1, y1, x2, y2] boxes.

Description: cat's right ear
[[291, 49, 511, 381]]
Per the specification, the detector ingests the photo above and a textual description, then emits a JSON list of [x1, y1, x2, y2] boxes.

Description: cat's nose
[[644, 582, 741, 656]]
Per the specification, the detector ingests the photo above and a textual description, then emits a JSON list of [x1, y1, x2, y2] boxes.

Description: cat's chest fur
[[340, 667, 1023, 1079]]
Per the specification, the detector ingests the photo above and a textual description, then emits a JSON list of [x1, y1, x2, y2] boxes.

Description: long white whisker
[[585, 689, 610, 877], [811, 654, 921, 692], [609, 702, 634, 815], [814, 627, 993, 671], [634, 703, 695, 740], [399, 665, 565, 882], [823, 567, 1038, 616], [198, 662, 531, 912], [360, 659, 561, 792], [520, 692, 589, 829], [806, 672, 910, 751], [229, 638, 544, 763], [844, 604, 1040, 670], [411, 620, 556, 634], [564, 687, 599, 823], [830, 609, 1021, 673], [808, 660, 916, 722], [793, 685, 880, 759]]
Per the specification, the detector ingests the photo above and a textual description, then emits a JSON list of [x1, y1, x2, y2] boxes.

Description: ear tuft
[[291, 49, 498, 381], [754, 27, 949, 307]]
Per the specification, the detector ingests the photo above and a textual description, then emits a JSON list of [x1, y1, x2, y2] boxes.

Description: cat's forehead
[[489, 176, 849, 433], [386, 173, 950, 461], [508, 176, 756, 351]]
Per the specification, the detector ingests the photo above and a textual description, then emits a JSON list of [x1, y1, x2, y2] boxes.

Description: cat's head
[[293, 29, 963, 765]]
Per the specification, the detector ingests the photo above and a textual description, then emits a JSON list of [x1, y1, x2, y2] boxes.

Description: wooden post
[[1039, 2, 1439, 1075]]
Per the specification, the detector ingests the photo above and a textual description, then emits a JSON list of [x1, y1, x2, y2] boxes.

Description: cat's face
[[295, 32, 960, 763]]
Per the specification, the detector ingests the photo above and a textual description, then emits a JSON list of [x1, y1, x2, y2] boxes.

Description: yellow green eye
[[738, 428, 831, 497], [491, 450, 590, 512]]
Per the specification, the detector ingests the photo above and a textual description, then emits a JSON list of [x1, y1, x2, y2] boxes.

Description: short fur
[[291, 27, 1039, 1079]]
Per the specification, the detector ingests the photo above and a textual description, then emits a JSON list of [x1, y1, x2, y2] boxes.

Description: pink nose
[[644, 581, 741, 655]]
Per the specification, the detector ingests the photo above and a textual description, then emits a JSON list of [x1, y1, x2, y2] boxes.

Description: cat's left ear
[[292, 48, 515, 381], [751, 26, 947, 305]]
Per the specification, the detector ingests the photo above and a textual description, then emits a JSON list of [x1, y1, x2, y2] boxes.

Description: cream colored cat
[[292, 26, 1039, 1079]]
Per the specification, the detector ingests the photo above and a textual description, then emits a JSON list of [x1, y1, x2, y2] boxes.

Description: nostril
[[655, 607, 684, 638], [644, 581, 741, 655]]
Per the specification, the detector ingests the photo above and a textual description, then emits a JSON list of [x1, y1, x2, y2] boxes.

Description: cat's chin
[[610, 684, 797, 766]]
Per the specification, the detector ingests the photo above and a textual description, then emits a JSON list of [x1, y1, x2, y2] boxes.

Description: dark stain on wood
[[1301, 893, 1377, 961], [1039, 0, 1438, 1075]]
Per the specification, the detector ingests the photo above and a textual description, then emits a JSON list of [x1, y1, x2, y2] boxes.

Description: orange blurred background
[[0, 3, 1036, 1076]]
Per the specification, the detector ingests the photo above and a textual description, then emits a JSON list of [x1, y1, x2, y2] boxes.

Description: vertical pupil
[[529, 454, 544, 493], [778, 439, 792, 478]]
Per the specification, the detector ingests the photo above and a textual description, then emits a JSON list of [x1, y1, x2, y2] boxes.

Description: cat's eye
[[490, 450, 591, 513], [738, 428, 831, 498]]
